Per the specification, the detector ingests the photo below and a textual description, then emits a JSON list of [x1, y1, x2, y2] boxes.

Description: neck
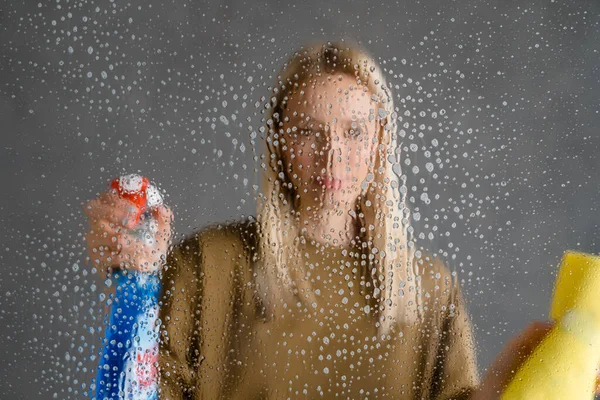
[[295, 201, 359, 248]]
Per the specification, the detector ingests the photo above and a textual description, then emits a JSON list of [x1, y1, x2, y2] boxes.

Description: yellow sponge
[[501, 251, 600, 400]]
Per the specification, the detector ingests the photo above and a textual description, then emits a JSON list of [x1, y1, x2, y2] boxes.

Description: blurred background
[[1, 0, 600, 397]]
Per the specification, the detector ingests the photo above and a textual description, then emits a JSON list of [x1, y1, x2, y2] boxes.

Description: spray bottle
[[93, 174, 163, 399]]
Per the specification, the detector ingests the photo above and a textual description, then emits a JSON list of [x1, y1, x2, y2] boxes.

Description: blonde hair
[[254, 41, 421, 336]]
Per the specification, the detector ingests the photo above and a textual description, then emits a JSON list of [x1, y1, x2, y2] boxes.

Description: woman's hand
[[472, 320, 600, 400], [471, 321, 554, 400], [83, 190, 173, 272]]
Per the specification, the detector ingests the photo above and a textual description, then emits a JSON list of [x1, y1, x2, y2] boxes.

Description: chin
[[322, 191, 358, 209], [300, 186, 359, 209]]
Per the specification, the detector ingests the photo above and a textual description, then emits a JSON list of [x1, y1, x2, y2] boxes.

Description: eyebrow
[[310, 118, 328, 127], [288, 116, 326, 129], [291, 115, 369, 128]]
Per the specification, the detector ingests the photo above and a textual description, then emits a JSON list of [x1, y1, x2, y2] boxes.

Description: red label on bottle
[[135, 345, 158, 388]]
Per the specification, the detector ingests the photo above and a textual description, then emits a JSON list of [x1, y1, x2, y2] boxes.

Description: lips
[[315, 176, 346, 191]]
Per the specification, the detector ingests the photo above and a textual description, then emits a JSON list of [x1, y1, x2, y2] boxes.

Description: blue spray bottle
[[93, 174, 163, 399]]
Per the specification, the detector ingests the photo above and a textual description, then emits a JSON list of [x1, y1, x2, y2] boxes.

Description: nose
[[325, 144, 335, 172], [319, 132, 346, 176]]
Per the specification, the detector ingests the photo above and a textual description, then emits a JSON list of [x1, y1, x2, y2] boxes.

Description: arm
[[158, 237, 203, 399], [159, 228, 245, 399], [192, 231, 241, 399], [469, 321, 554, 400], [430, 280, 480, 400]]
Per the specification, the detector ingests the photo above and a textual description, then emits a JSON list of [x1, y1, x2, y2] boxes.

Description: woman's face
[[280, 73, 382, 211]]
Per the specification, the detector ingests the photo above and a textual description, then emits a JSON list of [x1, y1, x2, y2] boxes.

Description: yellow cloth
[[502, 251, 600, 400]]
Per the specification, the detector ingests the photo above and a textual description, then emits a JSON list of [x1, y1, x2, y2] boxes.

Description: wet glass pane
[[2, 0, 600, 399]]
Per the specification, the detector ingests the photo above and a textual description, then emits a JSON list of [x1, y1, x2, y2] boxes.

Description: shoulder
[[171, 217, 257, 255], [412, 249, 466, 313], [193, 218, 258, 265], [197, 217, 258, 252], [165, 217, 258, 278], [413, 250, 454, 290]]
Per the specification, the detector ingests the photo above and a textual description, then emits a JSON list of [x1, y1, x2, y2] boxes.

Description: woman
[[84, 42, 555, 399]]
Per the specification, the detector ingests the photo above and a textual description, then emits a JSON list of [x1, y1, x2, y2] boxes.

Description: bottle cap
[[110, 174, 163, 222]]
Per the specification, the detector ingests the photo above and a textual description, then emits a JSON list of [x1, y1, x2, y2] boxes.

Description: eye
[[345, 124, 363, 138], [299, 129, 322, 138]]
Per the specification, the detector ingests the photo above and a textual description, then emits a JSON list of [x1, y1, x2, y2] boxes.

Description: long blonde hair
[[254, 41, 421, 337]]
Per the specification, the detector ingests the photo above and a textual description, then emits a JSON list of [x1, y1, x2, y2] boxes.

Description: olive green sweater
[[158, 219, 479, 399]]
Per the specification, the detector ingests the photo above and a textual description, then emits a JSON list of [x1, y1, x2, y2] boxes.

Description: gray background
[[1, 0, 600, 398]]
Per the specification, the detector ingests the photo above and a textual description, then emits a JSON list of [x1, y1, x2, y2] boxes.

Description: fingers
[[85, 218, 122, 268], [479, 320, 555, 400], [87, 231, 156, 272], [521, 320, 554, 335], [154, 204, 174, 229], [83, 190, 174, 273], [84, 191, 139, 229], [153, 204, 174, 243], [500, 321, 554, 370], [86, 231, 120, 268], [89, 218, 121, 237], [116, 231, 167, 272], [507, 321, 554, 356]]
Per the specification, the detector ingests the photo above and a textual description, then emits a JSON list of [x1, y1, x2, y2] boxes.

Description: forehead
[[283, 74, 378, 122]]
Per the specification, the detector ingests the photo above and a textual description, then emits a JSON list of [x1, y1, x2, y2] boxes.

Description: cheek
[[285, 142, 317, 182], [347, 141, 372, 174]]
